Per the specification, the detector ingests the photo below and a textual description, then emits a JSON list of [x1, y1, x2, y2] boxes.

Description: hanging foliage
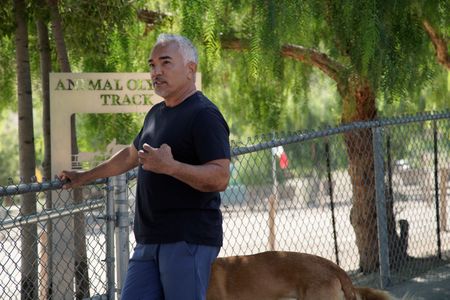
[[175, 0, 448, 126]]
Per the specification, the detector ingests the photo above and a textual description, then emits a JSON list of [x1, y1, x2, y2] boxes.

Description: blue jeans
[[121, 242, 220, 300]]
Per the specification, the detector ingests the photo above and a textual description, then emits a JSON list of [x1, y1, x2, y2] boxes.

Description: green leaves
[[179, 0, 205, 42], [59, 0, 135, 71], [0, 3, 14, 37], [0, 0, 448, 176], [0, 35, 16, 112], [202, 3, 222, 73], [176, 0, 448, 130], [76, 113, 144, 153], [0, 111, 19, 184], [249, 34, 262, 79]]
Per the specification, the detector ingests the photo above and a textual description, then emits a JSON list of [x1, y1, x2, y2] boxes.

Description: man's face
[[148, 41, 194, 100]]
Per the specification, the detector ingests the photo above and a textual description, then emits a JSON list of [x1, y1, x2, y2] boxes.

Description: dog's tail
[[354, 286, 395, 300]]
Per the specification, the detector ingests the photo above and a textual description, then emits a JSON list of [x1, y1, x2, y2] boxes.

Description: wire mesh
[[0, 111, 449, 297], [0, 182, 108, 299]]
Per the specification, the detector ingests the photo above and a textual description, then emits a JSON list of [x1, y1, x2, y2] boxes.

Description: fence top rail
[[231, 110, 450, 156], [1, 110, 448, 196], [0, 177, 108, 197], [0, 198, 104, 231]]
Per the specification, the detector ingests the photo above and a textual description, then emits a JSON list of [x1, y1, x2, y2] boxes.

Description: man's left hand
[[138, 143, 177, 175]]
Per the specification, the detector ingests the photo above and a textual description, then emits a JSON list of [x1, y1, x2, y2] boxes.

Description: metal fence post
[[325, 140, 340, 266], [433, 121, 442, 259], [372, 127, 391, 288], [105, 178, 116, 299], [386, 134, 394, 202], [268, 147, 278, 251], [114, 173, 130, 297]]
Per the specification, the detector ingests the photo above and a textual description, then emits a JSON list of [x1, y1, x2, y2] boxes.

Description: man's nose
[[151, 65, 162, 77]]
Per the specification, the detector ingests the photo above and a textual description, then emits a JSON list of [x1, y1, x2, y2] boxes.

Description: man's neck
[[164, 84, 197, 107]]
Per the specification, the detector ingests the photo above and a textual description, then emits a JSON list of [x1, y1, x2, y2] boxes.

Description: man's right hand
[[57, 145, 138, 190], [58, 170, 88, 189]]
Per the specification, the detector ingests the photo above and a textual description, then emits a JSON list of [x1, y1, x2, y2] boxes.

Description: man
[[59, 34, 231, 300]]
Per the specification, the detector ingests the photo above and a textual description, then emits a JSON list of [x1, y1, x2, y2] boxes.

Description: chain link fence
[[0, 179, 110, 299], [1, 111, 449, 299]]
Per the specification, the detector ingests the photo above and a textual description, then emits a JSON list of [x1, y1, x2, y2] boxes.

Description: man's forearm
[[85, 146, 138, 181], [169, 159, 230, 192]]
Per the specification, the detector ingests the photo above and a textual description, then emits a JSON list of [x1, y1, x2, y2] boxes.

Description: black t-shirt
[[132, 91, 230, 246]]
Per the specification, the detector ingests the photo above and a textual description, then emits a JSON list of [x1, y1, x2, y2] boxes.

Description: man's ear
[[187, 62, 197, 80]]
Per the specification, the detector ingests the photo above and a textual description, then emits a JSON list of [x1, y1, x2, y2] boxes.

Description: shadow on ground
[[387, 264, 450, 300], [348, 257, 450, 299]]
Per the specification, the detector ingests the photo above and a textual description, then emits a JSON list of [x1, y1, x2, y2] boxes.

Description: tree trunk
[[36, 7, 53, 298], [280, 43, 410, 272], [423, 20, 450, 70], [48, 0, 90, 298], [223, 36, 411, 273], [340, 76, 408, 272], [345, 127, 379, 272], [340, 76, 378, 272], [48, 0, 70, 73], [14, 0, 38, 298]]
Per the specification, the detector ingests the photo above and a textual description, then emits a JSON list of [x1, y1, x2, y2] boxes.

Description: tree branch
[[423, 20, 450, 70], [137, 9, 172, 34], [221, 37, 249, 52], [137, 9, 171, 25], [221, 37, 346, 84], [281, 44, 346, 84]]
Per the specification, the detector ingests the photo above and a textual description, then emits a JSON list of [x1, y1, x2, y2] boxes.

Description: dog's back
[[207, 251, 394, 300]]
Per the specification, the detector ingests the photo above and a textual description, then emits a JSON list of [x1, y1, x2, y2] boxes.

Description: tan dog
[[207, 251, 396, 300]]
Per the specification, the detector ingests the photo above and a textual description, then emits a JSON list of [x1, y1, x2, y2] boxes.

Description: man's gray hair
[[155, 33, 198, 65]]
